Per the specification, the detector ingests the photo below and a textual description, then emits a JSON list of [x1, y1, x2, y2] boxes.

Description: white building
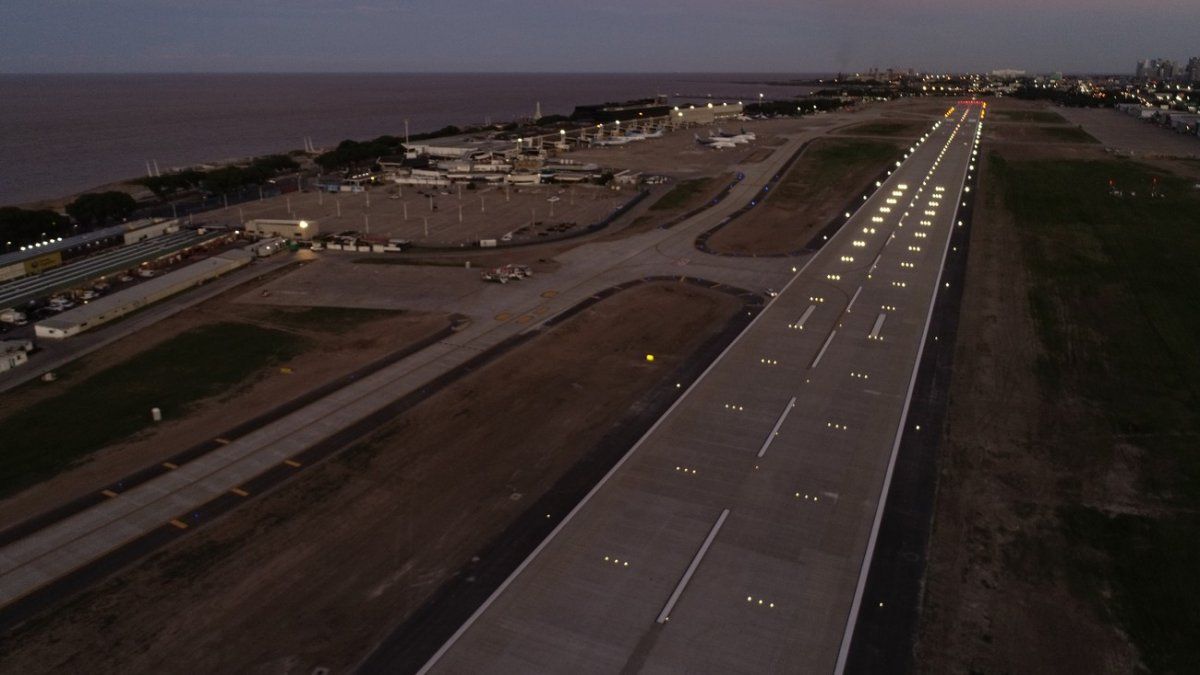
[[35, 250, 253, 339], [245, 219, 319, 241]]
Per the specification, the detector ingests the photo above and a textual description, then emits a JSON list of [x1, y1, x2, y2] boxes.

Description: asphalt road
[[415, 105, 984, 674]]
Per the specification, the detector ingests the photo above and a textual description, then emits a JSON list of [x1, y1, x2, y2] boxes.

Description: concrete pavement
[[414, 105, 984, 674]]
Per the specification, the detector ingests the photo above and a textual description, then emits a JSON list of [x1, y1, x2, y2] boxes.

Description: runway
[[414, 103, 985, 674]]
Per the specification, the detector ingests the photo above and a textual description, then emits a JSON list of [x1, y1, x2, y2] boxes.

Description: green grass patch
[[769, 139, 899, 211], [649, 178, 714, 211], [0, 322, 306, 497], [1040, 125, 1100, 143], [836, 121, 925, 137], [992, 110, 1068, 124], [1059, 507, 1200, 674], [990, 152, 1200, 668], [257, 306, 401, 333]]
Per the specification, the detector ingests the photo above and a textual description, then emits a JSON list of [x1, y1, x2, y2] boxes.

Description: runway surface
[[416, 104, 984, 674]]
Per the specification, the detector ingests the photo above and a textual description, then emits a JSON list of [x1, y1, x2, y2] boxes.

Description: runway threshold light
[[646, 354, 655, 362]]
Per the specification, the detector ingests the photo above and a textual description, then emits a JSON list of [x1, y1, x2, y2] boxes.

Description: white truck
[[0, 308, 28, 325]]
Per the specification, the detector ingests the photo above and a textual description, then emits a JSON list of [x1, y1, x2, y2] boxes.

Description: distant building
[[571, 96, 671, 123], [245, 218, 319, 241], [1187, 57, 1200, 84], [1137, 58, 1182, 81], [991, 69, 1026, 78]]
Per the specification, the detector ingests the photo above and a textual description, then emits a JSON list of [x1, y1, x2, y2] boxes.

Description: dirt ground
[[985, 121, 1098, 145], [833, 119, 929, 138], [599, 172, 737, 240], [0, 281, 743, 674], [1058, 106, 1200, 159], [0, 266, 452, 528], [703, 137, 904, 255], [914, 123, 1140, 672]]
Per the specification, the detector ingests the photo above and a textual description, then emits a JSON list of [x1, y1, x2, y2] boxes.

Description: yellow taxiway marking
[[283, 459, 302, 468], [533, 306, 550, 316], [495, 312, 512, 322], [231, 488, 249, 497], [214, 438, 231, 445], [101, 489, 119, 498], [162, 462, 179, 470], [515, 315, 534, 324], [169, 519, 189, 530], [540, 290, 558, 298]]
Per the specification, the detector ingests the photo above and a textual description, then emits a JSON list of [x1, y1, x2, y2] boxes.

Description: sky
[[1, 0, 1197, 75]]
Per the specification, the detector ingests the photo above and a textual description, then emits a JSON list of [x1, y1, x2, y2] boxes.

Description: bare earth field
[[1058, 106, 1200, 159], [917, 104, 1200, 672], [0, 281, 745, 674], [0, 266, 452, 526], [914, 146, 1138, 673], [986, 122, 1100, 145], [704, 137, 903, 255], [834, 119, 929, 138], [607, 173, 736, 238]]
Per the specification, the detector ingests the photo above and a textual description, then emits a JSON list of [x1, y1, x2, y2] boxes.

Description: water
[[0, 73, 819, 207]]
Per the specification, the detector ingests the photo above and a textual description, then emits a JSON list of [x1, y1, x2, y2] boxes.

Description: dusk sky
[[1, 0, 1197, 74]]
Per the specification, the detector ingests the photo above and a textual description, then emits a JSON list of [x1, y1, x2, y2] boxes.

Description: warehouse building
[[0, 218, 180, 284], [244, 218, 320, 241], [35, 250, 253, 339], [671, 101, 746, 127]]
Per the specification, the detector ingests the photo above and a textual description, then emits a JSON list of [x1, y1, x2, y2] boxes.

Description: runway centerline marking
[[656, 508, 730, 624], [811, 329, 838, 369], [757, 398, 797, 459]]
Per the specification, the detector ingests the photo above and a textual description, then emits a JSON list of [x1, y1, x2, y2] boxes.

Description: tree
[[0, 207, 71, 250], [65, 191, 137, 226]]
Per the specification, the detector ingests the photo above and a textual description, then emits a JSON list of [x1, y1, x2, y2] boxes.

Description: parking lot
[[197, 181, 635, 248]]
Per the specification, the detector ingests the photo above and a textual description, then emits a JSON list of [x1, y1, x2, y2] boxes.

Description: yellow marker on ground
[[162, 462, 179, 470], [645, 354, 655, 362], [169, 519, 189, 530], [231, 488, 249, 497], [284, 459, 302, 468], [541, 290, 558, 298], [495, 312, 511, 321], [101, 489, 118, 498]]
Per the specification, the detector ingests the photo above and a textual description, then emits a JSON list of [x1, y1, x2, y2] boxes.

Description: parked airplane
[[695, 133, 738, 150], [592, 135, 631, 146], [714, 128, 756, 143]]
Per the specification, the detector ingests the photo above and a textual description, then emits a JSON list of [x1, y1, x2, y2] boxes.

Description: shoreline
[[2, 73, 823, 211]]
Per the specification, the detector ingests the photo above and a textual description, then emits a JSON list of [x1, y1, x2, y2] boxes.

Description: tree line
[[135, 154, 300, 199]]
